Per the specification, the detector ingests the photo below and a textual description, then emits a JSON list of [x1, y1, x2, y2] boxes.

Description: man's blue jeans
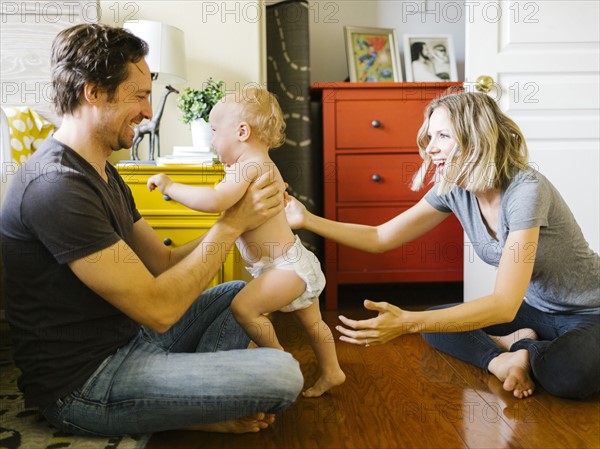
[[422, 301, 600, 399], [40, 281, 304, 437]]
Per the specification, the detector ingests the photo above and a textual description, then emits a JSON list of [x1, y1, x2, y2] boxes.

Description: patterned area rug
[[0, 336, 150, 449]]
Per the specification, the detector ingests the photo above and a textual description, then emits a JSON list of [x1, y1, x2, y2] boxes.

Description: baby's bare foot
[[302, 369, 346, 398], [488, 349, 535, 399], [489, 328, 538, 351], [186, 413, 275, 433]]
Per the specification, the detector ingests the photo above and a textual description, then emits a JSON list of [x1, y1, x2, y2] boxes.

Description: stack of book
[[156, 146, 219, 165]]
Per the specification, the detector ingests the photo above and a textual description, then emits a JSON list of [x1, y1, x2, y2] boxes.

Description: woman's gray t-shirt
[[424, 168, 599, 314]]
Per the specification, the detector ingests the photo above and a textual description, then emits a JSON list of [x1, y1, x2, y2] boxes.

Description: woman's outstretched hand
[[336, 300, 410, 347], [284, 194, 308, 230]]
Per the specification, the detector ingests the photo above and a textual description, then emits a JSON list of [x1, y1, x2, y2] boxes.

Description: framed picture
[[344, 26, 402, 82], [403, 34, 458, 82]]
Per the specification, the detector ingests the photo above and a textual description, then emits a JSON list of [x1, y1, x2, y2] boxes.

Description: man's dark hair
[[51, 23, 149, 115]]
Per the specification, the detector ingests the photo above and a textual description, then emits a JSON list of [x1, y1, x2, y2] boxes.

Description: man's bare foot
[[302, 369, 346, 398], [186, 413, 276, 433], [488, 349, 535, 399], [489, 328, 538, 351]]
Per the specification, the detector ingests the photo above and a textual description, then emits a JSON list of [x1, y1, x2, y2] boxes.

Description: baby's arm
[[147, 168, 250, 213]]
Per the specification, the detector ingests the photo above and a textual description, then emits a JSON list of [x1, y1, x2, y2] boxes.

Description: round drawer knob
[[371, 174, 382, 183], [163, 237, 173, 246], [163, 194, 171, 201], [371, 120, 381, 128]]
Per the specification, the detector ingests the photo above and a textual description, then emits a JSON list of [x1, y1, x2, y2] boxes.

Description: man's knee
[[258, 349, 303, 403], [201, 280, 246, 307], [219, 280, 246, 298]]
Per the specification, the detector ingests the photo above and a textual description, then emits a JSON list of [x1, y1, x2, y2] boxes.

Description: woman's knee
[[536, 365, 599, 399], [421, 303, 462, 350], [531, 325, 600, 399], [426, 302, 462, 312], [421, 331, 458, 352]]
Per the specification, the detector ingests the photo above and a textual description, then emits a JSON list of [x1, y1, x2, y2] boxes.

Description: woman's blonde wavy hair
[[411, 92, 529, 194], [226, 85, 286, 149]]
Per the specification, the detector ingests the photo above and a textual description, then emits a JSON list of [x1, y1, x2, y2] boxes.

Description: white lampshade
[[123, 20, 187, 85]]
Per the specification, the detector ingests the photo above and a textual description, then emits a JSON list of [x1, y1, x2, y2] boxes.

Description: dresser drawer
[[148, 217, 243, 284], [337, 206, 463, 273], [337, 153, 423, 202], [150, 223, 223, 287], [149, 224, 209, 248], [121, 168, 223, 216], [336, 100, 425, 149]]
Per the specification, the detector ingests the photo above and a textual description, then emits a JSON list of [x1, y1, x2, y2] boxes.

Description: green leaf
[[176, 78, 225, 124]]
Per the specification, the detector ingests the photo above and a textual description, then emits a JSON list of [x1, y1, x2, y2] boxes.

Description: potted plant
[[177, 78, 224, 150]]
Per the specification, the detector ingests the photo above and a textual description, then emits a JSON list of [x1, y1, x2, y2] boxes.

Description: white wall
[[309, 0, 465, 82], [307, 1, 378, 82], [100, 1, 265, 163]]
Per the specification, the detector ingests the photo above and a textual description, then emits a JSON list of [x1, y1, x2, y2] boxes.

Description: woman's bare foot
[[186, 413, 276, 433], [302, 369, 346, 398], [488, 349, 535, 399], [489, 328, 538, 351]]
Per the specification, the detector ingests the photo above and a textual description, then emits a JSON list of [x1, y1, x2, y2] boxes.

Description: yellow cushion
[[4, 107, 54, 165]]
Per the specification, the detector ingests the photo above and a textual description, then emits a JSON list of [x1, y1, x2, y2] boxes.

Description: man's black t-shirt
[[0, 137, 141, 407]]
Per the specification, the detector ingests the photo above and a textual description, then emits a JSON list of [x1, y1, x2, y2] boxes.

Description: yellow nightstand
[[116, 163, 244, 286]]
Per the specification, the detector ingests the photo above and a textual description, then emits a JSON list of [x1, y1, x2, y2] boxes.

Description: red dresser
[[313, 82, 464, 309]]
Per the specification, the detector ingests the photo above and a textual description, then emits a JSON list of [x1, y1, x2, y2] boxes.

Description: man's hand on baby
[[223, 172, 282, 233]]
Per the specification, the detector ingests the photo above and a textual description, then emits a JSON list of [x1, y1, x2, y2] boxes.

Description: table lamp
[[123, 20, 187, 162]]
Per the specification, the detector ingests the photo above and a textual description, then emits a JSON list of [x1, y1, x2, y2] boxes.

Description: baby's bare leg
[[293, 302, 346, 398], [231, 269, 306, 350]]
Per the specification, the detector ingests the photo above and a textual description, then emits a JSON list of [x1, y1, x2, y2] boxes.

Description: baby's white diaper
[[246, 236, 325, 312]]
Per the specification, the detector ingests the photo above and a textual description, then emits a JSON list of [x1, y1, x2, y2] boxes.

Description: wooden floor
[[146, 283, 600, 449]]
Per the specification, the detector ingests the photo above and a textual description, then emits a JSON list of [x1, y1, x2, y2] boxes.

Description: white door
[[463, 0, 600, 301]]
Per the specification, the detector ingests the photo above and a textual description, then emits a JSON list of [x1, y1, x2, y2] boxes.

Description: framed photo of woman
[[345, 26, 402, 82], [403, 35, 458, 82]]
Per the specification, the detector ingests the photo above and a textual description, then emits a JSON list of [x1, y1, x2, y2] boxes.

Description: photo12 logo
[[0, 1, 140, 24], [1, 82, 53, 105], [400, 1, 540, 24], [462, 79, 540, 104]]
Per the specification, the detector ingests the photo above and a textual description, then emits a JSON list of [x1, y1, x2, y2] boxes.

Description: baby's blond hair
[[225, 86, 286, 149]]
